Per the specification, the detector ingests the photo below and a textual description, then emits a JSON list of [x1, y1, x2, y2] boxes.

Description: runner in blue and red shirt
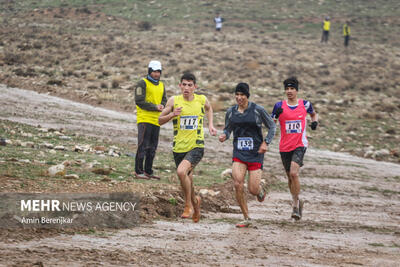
[[271, 77, 318, 221], [219, 83, 276, 228]]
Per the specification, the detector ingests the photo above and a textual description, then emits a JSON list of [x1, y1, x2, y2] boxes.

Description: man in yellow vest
[[343, 21, 351, 47], [134, 60, 167, 179], [159, 73, 217, 223], [321, 16, 330, 43]]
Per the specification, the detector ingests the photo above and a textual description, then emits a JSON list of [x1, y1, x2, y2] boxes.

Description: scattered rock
[[74, 145, 83, 152], [94, 146, 106, 152], [59, 135, 72, 140], [221, 168, 232, 179], [54, 145, 66, 150], [92, 168, 112, 175], [148, 196, 159, 204], [43, 143, 54, 149], [48, 164, 66, 177], [64, 174, 79, 180], [21, 141, 35, 148], [14, 140, 22, 146], [374, 149, 390, 158], [199, 189, 209, 196]]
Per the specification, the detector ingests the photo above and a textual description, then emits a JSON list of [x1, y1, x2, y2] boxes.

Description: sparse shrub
[[138, 21, 152, 31], [33, 42, 43, 49], [168, 198, 177, 206], [47, 79, 63, 86], [101, 82, 108, 89], [13, 68, 36, 77], [3, 52, 23, 65], [111, 79, 119, 89]]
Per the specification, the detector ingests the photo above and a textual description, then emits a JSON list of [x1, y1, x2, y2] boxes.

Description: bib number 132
[[237, 137, 254, 151]]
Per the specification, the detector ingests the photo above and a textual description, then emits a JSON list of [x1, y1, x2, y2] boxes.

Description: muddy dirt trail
[[1, 85, 400, 266]]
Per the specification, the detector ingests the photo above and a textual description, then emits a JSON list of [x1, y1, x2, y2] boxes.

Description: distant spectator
[[214, 13, 224, 32], [321, 16, 330, 43], [343, 21, 351, 47]]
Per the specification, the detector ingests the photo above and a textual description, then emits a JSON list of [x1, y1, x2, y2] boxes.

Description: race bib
[[285, 120, 302, 134], [180, 116, 198, 130], [237, 137, 254, 151]]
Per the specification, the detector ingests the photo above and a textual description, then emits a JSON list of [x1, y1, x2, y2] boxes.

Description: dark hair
[[283, 77, 299, 91], [181, 72, 196, 84], [235, 82, 250, 98]]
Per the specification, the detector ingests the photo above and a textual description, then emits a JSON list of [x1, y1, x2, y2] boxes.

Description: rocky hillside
[[0, 0, 399, 162]]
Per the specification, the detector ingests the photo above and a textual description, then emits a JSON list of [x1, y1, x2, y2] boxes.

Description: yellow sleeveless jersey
[[136, 78, 164, 126], [323, 20, 330, 31], [343, 24, 350, 36], [172, 94, 206, 153]]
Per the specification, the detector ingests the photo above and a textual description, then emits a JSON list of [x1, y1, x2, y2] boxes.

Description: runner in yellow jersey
[[159, 73, 217, 223]]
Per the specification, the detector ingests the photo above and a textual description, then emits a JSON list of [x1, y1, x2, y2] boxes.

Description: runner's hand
[[258, 141, 268, 154], [157, 104, 164, 111], [275, 107, 283, 118], [172, 107, 182, 117], [311, 121, 318, 130], [209, 126, 217, 136], [219, 134, 227, 142]]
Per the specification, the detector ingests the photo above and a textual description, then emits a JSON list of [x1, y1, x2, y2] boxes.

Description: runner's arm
[[204, 97, 217, 136], [305, 100, 318, 129], [158, 97, 178, 126], [135, 80, 159, 111], [258, 106, 276, 145], [222, 107, 234, 140]]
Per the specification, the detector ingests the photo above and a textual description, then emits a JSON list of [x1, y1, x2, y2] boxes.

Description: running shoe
[[256, 181, 267, 202], [291, 207, 301, 220], [291, 200, 304, 220], [236, 218, 252, 228]]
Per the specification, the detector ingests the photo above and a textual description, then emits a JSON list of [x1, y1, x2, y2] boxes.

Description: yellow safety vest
[[343, 24, 350, 36], [172, 94, 206, 153], [323, 20, 330, 31], [136, 78, 164, 126]]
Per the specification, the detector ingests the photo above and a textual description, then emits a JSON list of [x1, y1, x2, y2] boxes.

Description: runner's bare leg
[[232, 162, 249, 219], [248, 169, 262, 196], [177, 160, 193, 217], [286, 161, 300, 208]]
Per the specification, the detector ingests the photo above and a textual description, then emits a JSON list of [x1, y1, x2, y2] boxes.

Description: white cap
[[148, 60, 162, 71]]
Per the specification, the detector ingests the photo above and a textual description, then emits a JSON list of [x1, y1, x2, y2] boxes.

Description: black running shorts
[[280, 147, 307, 172], [173, 147, 204, 168]]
